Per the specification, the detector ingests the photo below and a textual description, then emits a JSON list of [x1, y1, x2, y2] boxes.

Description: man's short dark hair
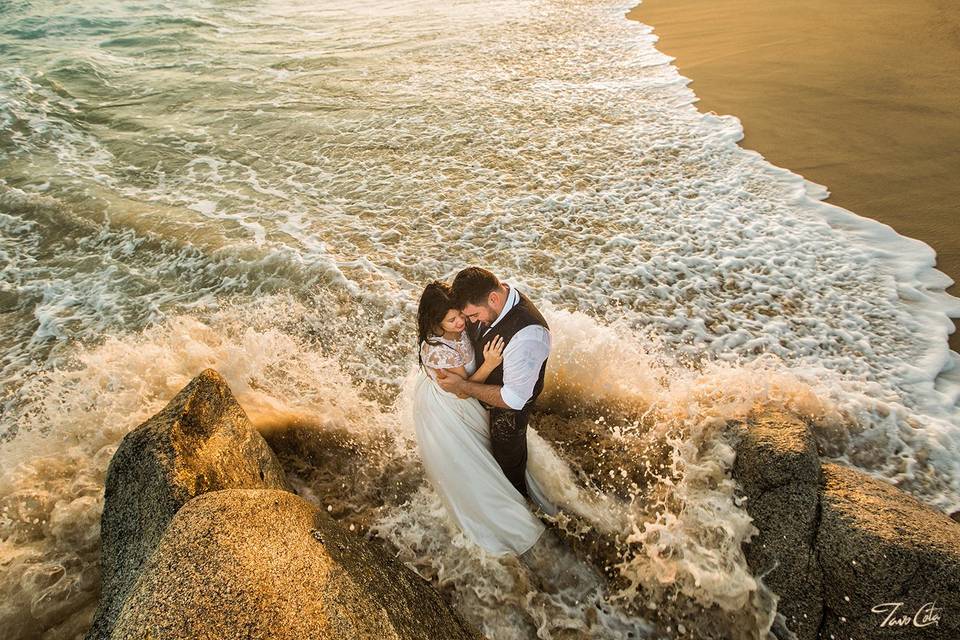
[[452, 267, 500, 308]]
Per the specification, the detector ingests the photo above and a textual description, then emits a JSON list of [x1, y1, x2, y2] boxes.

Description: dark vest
[[470, 288, 549, 410]]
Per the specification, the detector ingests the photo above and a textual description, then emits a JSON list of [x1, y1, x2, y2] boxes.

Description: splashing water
[[2, 0, 960, 638]]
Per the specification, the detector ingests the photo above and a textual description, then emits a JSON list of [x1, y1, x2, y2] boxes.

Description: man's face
[[461, 301, 495, 325]]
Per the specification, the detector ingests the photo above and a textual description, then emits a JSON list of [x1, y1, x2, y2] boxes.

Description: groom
[[436, 267, 551, 499]]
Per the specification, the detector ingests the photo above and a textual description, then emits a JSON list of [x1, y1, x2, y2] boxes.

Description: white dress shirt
[[482, 283, 551, 411]]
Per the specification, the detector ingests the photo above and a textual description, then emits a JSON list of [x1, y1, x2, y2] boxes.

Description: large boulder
[[87, 368, 482, 640], [86, 368, 296, 639], [110, 488, 482, 640], [731, 410, 960, 640]]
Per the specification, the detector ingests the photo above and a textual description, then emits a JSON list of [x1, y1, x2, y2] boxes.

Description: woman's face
[[438, 308, 466, 334]]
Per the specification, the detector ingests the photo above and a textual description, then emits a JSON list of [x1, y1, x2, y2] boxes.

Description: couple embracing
[[412, 266, 559, 559]]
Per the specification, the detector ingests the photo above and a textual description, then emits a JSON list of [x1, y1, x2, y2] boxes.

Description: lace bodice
[[420, 331, 476, 382]]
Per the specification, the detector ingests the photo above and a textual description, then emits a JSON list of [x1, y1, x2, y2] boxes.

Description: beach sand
[[629, 0, 960, 352]]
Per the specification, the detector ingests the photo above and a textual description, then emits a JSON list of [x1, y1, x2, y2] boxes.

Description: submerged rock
[[110, 488, 482, 640], [731, 411, 960, 640]]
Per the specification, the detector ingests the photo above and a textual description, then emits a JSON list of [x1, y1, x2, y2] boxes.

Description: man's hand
[[436, 369, 469, 399]]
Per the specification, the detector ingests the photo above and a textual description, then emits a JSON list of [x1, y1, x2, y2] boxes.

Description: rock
[[817, 462, 960, 639], [731, 410, 960, 640], [86, 368, 292, 639], [730, 411, 823, 640], [109, 488, 481, 640], [87, 368, 482, 640]]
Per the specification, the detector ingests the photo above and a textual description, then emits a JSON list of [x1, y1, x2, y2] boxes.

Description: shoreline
[[628, 0, 960, 353]]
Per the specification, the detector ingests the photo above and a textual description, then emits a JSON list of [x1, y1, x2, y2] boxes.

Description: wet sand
[[629, 0, 960, 352]]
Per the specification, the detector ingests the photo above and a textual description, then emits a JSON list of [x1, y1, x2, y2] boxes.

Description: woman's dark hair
[[451, 266, 500, 308], [416, 280, 457, 367]]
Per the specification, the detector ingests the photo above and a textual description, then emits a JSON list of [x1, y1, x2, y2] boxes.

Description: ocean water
[[2, 0, 960, 638]]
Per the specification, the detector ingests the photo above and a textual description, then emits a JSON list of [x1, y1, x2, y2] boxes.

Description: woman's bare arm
[[432, 364, 496, 383], [427, 335, 504, 395], [470, 335, 504, 383], [429, 359, 497, 384], [467, 359, 498, 384]]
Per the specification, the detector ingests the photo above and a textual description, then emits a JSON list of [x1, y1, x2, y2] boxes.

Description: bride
[[412, 280, 558, 557]]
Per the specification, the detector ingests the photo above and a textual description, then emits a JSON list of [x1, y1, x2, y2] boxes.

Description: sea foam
[[2, 0, 960, 638]]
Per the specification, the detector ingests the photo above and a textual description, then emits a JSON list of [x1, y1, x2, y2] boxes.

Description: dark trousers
[[489, 406, 531, 498]]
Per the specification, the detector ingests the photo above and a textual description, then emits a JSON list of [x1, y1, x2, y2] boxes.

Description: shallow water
[[2, 0, 960, 638]]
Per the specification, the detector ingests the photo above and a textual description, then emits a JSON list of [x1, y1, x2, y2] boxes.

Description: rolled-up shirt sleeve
[[499, 326, 551, 410]]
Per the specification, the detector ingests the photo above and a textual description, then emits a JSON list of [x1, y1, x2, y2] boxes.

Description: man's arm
[[436, 370, 511, 408], [498, 327, 551, 410]]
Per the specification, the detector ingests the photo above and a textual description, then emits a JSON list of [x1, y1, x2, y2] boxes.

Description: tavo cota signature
[[871, 601, 942, 628]]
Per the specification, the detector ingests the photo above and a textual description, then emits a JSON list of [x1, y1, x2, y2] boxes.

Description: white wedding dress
[[413, 331, 558, 557]]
